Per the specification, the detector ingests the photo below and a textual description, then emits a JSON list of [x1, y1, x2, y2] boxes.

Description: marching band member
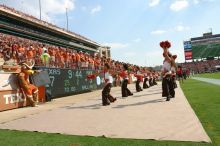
[[87, 63, 116, 106], [18, 61, 39, 107], [119, 64, 133, 98]]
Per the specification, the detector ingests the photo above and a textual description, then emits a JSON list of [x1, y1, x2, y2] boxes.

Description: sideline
[[192, 77, 220, 86]]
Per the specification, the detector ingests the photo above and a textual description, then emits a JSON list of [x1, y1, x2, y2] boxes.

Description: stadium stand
[[0, 32, 151, 76], [180, 60, 220, 73], [192, 43, 220, 59], [0, 4, 98, 45]]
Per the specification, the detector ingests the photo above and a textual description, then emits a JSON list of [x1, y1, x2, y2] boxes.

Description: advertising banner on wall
[[184, 41, 192, 51], [185, 50, 192, 60]]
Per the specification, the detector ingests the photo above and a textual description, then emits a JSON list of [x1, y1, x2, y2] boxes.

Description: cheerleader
[[87, 63, 116, 106], [134, 66, 143, 92], [160, 41, 173, 101], [119, 64, 133, 98], [152, 72, 158, 85], [143, 69, 149, 89], [149, 72, 154, 87]]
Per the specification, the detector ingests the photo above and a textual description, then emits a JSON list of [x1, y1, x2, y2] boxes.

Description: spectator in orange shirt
[[64, 49, 70, 68], [38, 45, 43, 56], [17, 44, 25, 63], [75, 51, 81, 69], [11, 43, 19, 63], [56, 48, 63, 68], [94, 54, 101, 70], [35, 45, 42, 66], [52, 47, 57, 67], [0, 51, 4, 68], [67, 50, 73, 68], [88, 55, 94, 70], [84, 53, 89, 69], [80, 51, 86, 69], [27, 45, 34, 62], [70, 50, 76, 69], [48, 47, 53, 67], [60, 50, 65, 68]]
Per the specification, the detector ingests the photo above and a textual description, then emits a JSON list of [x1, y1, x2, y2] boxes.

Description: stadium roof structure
[[0, 5, 103, 52], [191, 32, 220, 44]]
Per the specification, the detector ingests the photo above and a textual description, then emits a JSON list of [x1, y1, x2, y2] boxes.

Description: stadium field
[[0, 79, 220, 146], [194, 72, 220, 79]]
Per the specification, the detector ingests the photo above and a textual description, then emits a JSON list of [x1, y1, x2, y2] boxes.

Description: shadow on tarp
[[132, 92, 162, 98], [61, 103, 102, 110], [112, 98, 165, 109], [61, 97, 165, 110]]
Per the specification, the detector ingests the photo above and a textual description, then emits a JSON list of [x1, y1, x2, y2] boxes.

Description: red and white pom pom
[[164, 41, 171, 48], [160, 40, 171, 49], [172, 55, 177, 59], [160, 41, 165, 48]]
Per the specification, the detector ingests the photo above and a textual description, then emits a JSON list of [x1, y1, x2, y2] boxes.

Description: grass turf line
[[193, 72, 220, 79]]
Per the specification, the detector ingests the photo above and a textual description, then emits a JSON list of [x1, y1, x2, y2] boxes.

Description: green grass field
[[194, 72, 220, 79], [0, 79, 219, 146], [180, 79, 220, 146]]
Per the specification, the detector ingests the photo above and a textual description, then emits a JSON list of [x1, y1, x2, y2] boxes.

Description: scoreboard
[[183, 41, 192, 60]]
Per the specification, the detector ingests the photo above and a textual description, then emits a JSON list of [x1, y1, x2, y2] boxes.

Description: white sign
[[3, 93, 26, 104], [96, 76, 101, 85]]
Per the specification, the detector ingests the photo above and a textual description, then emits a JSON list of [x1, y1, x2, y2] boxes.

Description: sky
[[1, 0, 220, 66]]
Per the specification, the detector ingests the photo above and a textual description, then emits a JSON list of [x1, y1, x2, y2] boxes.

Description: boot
[[33, 93, 39, 103], [28, 97, 36, 107], [166, 95, 171, 101]]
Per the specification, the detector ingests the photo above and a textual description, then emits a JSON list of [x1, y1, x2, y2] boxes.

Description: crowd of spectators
[[180, 59, 220, 74], [0, 33, 150, 75]]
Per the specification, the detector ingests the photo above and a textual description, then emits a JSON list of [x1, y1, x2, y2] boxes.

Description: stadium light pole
[[39, 0, 42, 20], [209, 28, 212, 33], [66, 7, 69, 31]]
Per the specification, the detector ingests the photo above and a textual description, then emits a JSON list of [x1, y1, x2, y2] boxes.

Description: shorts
[[23, 84, 38, 97]]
